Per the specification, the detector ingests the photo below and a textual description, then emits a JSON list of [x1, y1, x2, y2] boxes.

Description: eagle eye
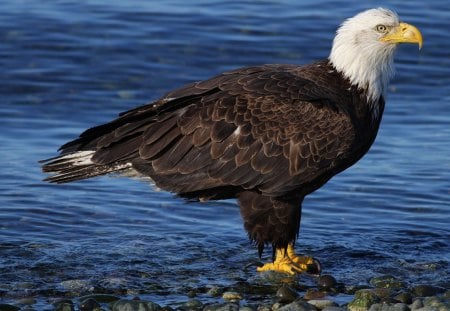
[[376, 24, 388, 33]]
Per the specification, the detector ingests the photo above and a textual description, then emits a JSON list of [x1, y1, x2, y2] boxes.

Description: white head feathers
[[329, 8, 400, 102]]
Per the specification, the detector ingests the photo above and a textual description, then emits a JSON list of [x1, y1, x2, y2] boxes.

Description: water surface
[[0, 0, 449, 307]]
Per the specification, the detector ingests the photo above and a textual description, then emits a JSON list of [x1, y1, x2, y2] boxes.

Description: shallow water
[[0, 0, 449, 308]]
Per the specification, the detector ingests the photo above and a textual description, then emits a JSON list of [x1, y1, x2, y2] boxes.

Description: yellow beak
[[380, 22, 423, 49]]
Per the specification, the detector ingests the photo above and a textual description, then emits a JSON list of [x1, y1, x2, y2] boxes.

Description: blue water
[[0, 0, 449, 307]]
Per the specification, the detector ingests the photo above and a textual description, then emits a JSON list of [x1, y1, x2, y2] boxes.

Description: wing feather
[[151, 135, 194, 172], [235, 140, 262, 167], [140, 63, 356, 196], [140, 122, 181, 160], [45, 61, 359, 199]]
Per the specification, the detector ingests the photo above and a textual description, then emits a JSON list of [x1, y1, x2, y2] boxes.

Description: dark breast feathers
[[42, 60, 383, 253]]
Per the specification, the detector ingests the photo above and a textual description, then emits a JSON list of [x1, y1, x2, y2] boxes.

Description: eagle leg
[[257, 244, 321, 275]]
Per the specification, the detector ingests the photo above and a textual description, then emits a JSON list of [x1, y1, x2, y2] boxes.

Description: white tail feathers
[[41, 150, 132, 183]]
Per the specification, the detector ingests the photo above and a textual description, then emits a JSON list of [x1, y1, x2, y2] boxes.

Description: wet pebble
[[394, 292, 413, 304], [307, 299, 338, 309], [445, 290, 450, 300], [79, 298, 101, 311], [322, 307, 346, 311], [413, 286, 445, 298], [423, 297, 441, 307], [423, 296, 449, 310], [187, 290, 197, 298], [317, 275, 337, 289], [203, 302, 239, 311], [79, 294, 121, 303], [272, 302, 284, 310], [276, 286, 299, 303], [304, 289, 326, 300], [112, 299, 161, 311], [370, 276, 405, 291], [277, 300, 317, 311], [16, 297, 36, 305], [368, 303, 409, 311], [60, 279, 92, 293], [206, 286, 223, 297], [410, 299, 424, 310], [346, 286, 372, 295], [256, 305, 272, 311], [181, 299, 203, 310], [411, 307, 440, 311], [222, 291, 243, 301], [53, 299, 75, 311], [348, 289, 380, 311], [372, 289, 393, 302], [0, 304, 20, 311]]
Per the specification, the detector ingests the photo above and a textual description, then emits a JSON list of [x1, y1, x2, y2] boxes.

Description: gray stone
[[276, 286, 299, 303], [438, 305, 450, 311], [79, 294, 121, 303], [410, 300, 424, 310], [412, 286, 443, 298], [16, 298, 36, 305], [256, 305, 271, 311], [322, 307, 346, 311], [182, 299, 203, 310], [79, 298, 101, 311], [206, 286, 223, 297], [273, 302, 284, 311], [304, 289, 326, 300], [203, 303, 239, 311], [444, 290, 450, 300], [394, 292, 413, 304], [53, 300, 75, 311], [373, 289, 393, 301], [368, 303, 409, 311], [0, 304, 20, 311], [423, 297, 441, 307], [423, 296, 450, 311], [370, 276, 406, 291], [317, 275, 338, 289], [368, 304, 382, 311], [112, 299, 161, 311], [222, 292, 243, 301], [307, 300, 338, 309], [348, 289, 380, 311], [60, 279, 91, 292], [277, 300, 317, 311], [411, 307, 439, 311]]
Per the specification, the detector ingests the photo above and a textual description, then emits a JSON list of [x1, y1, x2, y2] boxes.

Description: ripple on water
[[0, 0, 449, 307]]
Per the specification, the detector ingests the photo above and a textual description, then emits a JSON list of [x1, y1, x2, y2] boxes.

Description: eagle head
[[329, 8, 423, 103]]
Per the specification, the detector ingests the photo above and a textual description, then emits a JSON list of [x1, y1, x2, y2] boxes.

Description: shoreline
[[2, 273, 448, 311]]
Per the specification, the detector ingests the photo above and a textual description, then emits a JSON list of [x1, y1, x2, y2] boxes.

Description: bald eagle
[[42, 8, 422, 274]]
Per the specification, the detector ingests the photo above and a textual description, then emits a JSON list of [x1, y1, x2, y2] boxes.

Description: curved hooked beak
[[380, 22, 423, 49]]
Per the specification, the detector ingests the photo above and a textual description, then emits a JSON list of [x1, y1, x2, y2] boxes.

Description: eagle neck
[[328, 38, 395, 108], [326, 52, 390, 123]]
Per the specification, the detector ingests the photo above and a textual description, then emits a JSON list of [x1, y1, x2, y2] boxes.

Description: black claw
[[245, 261, 264, 270], [306, 259, 322, 275]]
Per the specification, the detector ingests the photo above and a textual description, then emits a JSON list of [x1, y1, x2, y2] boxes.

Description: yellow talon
[[257, 244, 320, 275]]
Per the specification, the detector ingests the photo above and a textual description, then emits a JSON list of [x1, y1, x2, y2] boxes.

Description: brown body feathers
[[42, 60, 384, 255]]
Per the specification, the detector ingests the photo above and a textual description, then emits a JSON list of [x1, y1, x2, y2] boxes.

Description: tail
[[40, 151, 132, 183]]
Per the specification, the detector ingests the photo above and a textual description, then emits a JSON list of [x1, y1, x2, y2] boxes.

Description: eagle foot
[[257, 244, 321, 275]]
